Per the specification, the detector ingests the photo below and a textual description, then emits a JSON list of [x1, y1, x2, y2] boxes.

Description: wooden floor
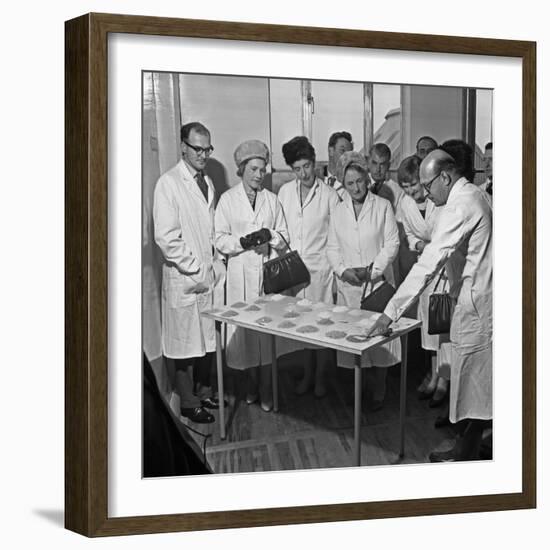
[[181, 332, 464, 473]]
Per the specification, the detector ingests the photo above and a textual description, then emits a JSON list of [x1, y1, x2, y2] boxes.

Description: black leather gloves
[[240, 228, 272, 250], [240, 235, 255, 250]]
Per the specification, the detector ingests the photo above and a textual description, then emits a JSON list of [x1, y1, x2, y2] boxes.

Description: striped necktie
[[195, 171, 208, 201]]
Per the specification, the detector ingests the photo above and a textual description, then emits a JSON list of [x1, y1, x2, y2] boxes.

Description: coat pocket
[[451, 288, 490, 350], [166, 266, 210, 298]]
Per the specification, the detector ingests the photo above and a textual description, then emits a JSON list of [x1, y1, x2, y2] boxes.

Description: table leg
[[271, 334, 279, 413], [399, 333, 408, 457], [215, 321, 226, 440], [354, 355, 362, 467]]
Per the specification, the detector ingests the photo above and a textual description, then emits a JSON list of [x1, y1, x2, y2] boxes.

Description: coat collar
[[236, 181, 267, 219], [447, 176, 470, 204], [342, 188, 375, 220], [177, 159, 214, 207], [293, 177, 323, 209]]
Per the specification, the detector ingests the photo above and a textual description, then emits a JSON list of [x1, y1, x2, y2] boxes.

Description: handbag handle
[[273, 230, 292, 251], [263, 230, 292, 266], [360, 263, 374, 302], [433, 266, 448, 293]]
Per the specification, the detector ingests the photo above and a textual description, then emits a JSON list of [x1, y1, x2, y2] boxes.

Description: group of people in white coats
[[153, 119, 493, 463]]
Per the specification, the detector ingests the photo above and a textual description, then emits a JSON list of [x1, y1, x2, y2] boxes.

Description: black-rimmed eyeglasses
[[183, 140, 214, 156], [422, 172, 441, 194]]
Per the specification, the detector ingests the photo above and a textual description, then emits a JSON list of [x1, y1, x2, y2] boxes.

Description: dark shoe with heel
[[201, 396, 228, 409], [181, 406, 215, 424]]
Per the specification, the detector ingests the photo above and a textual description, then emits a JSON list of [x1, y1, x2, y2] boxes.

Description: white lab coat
[[370, 176, 406, 286], [278, 178, 340, 302], [478, 178, 493, 206], [369, 176, 405, 218], [153, 160, 226, 359], [277, 178, 340, 354], [399, 194, 454, 377], [384, 178, 493, 422], [327, 191, 401, 368], [399, 194, 445, 350], [215, 182, 289, 369]]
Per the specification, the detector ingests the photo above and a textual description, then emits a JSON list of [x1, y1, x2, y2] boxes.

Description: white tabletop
[[201, 294, 421, 356]]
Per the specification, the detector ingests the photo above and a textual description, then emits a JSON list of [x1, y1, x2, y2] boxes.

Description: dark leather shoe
[[245, 393, 259, 405], [201, 397, 228, 410], [418, 390, 434, 401], [181, 406, 215, 423]]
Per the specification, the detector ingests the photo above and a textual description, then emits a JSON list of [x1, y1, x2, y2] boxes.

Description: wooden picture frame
[[65, 12, 536, 537]]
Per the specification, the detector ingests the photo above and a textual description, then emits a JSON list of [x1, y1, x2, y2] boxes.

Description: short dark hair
[[328, 131, 353, 148], [180, 121, 210, 142], [485, 142, 493, 151], [440, 139, 474, 180], [368, 142, 391, 160], [416, 136, 438, 149], [282, 136, 316, 166], [397, 155, 421, 186]]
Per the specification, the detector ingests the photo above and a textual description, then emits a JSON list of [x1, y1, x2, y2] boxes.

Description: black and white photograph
[[142, 71, 494, 477]]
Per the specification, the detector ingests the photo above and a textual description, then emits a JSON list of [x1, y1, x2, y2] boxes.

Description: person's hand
[[341, 268, 363, 286], [248, 228, 272, 247], [366, 313, 393, 338], [240, 234, 256, 250], [353, 267, 368, 282], [415, 240, 426, 253]]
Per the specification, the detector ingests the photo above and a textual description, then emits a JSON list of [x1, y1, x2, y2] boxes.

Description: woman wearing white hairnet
[[327, 152, 401, 410], [215, 140, 289, 412]]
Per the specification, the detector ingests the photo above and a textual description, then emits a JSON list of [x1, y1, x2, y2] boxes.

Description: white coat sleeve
[[401, 211, 422, 251], [371, 202, 400, 279], [328, 186, 341, 213], [268, 197, 290, 251], [326, 212, 346, 278], [214, 195, 245, 256], [153, 178, 202, 275], [384, 202, 470, 321]]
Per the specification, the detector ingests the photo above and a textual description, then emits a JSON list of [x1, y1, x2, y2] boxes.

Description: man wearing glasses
[[153, 121, 225, 424], [368, 146, 493, 462]]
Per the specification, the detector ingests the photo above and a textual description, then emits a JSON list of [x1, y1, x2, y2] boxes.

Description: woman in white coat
[[327, 152, 401, 410], [278, 136, 340, 397], [215, 140, 289, 412], [397, 155, 450, 407]]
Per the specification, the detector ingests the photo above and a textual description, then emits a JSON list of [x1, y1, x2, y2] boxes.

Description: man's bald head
[[420, 150, 456, 180], [419, 150, 457, 207]]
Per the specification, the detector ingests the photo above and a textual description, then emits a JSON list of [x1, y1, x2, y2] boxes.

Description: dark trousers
[[174, 352, 214, 408]]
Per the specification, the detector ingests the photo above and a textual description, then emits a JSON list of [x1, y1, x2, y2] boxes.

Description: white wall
[[1, 1, 546, 549]]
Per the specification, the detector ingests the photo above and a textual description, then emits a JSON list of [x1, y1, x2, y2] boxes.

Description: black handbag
[[360, 264, 396, 313], [262, 233, 310, 294], [427, 268, 454, 335]]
